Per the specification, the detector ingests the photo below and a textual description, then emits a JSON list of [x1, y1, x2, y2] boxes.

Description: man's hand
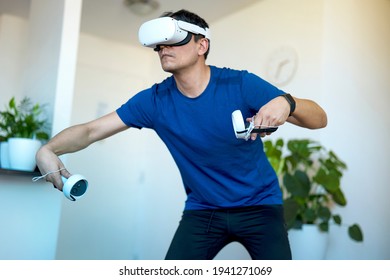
[[247, 96, 290, 140], [35, 146, 71, 191]]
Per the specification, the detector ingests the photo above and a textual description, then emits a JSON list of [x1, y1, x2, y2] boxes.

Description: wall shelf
[[0, 168, 40, 177]]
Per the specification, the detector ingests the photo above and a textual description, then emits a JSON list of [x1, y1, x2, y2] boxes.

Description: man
[[36, 9, 327, 260]]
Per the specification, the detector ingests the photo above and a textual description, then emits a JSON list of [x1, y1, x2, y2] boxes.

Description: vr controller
[[232, 110, 278, 141], [61, 174, 88, 201]]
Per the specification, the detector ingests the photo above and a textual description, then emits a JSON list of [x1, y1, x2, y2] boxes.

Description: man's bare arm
[[35, 111, 129, 189]]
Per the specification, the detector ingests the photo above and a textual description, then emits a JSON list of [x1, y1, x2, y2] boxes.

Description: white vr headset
[[138, 17, 210, 51]]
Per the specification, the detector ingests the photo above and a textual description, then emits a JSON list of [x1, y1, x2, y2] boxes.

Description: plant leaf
[[331, 189, 347, 206], [314, 168, 340, 193], [348, 224, 364, 242], [283, 170, 310, 198], [332, 214, 342, 225], [303, 208, 316, 223], [318, 206, 331, 222], [318, 221, 329, 232], [283, 198, 300, 229]]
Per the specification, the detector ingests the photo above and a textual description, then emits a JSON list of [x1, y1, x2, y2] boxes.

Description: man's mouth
[[161, 53, 173, 59]]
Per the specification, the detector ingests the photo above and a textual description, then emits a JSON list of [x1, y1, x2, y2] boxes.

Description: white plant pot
[[8, 138, 42, 171], [0, 141, 11, 169], [288, 224, 329, 260]]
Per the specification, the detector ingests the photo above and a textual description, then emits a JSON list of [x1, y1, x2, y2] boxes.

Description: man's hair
[[161, 9, 210, 59]]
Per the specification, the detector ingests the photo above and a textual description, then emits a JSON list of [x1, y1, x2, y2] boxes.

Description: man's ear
[[198, 38, 209, 56]]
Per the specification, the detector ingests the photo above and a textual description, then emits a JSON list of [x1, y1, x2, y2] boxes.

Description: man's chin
[[161, 65, 175, 74]]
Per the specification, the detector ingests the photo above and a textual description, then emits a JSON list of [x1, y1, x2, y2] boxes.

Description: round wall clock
[[266, 46, 298, 86]]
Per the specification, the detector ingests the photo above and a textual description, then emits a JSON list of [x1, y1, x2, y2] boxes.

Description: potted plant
[[0, 97, 50, 171], [263, 138, 363, 258]]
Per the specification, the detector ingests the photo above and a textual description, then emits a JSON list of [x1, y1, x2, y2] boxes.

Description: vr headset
[[138, 17, 210, 51]]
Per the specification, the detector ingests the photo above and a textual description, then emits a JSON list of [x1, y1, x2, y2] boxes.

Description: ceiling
[[0, 0, 260, 45]]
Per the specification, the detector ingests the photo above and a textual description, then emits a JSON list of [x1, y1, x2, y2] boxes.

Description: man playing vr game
[[36, 9, 327, 260]]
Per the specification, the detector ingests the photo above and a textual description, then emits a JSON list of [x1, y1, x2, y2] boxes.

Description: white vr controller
[[61, 174, 88, 201], [232, 110, 278, 141]]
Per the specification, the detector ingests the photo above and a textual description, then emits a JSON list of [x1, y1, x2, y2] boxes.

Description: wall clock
[[266, 46, 298, 86]]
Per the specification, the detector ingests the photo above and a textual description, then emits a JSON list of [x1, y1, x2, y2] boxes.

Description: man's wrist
[[281, 93, 296, 116]]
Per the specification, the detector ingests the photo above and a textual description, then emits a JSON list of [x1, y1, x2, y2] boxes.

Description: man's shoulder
[[210, 66, 252, 86], [152, 75, 175, 95], [210, 65, 249, 78]]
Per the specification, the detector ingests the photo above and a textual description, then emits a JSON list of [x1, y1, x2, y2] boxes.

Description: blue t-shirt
[[117, 66, 285, 210]]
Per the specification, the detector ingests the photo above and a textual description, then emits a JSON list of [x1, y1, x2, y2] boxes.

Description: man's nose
[[154, 45, 171, 52]]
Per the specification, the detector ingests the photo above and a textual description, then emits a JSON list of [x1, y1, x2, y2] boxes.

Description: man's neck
[[173, 64, 210, 98]]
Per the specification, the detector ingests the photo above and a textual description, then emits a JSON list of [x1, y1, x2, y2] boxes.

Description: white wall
[[22, 0, 82, 135], [0, 14, 27, 103], [321, 0, 390, 259]]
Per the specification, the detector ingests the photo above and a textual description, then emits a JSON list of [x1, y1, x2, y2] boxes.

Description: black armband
[[281, 93, 296, 116]]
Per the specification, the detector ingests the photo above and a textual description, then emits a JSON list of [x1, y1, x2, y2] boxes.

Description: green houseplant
[[263, 138, 363, 242], [0, 97, 50, 171], [0, 97, 49, 141]]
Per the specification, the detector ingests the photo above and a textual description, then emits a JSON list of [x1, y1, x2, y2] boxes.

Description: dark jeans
[[165, 205, 292, 260]]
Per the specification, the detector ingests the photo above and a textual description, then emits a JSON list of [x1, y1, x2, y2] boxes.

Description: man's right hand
[[35, 145, 71, 191]]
